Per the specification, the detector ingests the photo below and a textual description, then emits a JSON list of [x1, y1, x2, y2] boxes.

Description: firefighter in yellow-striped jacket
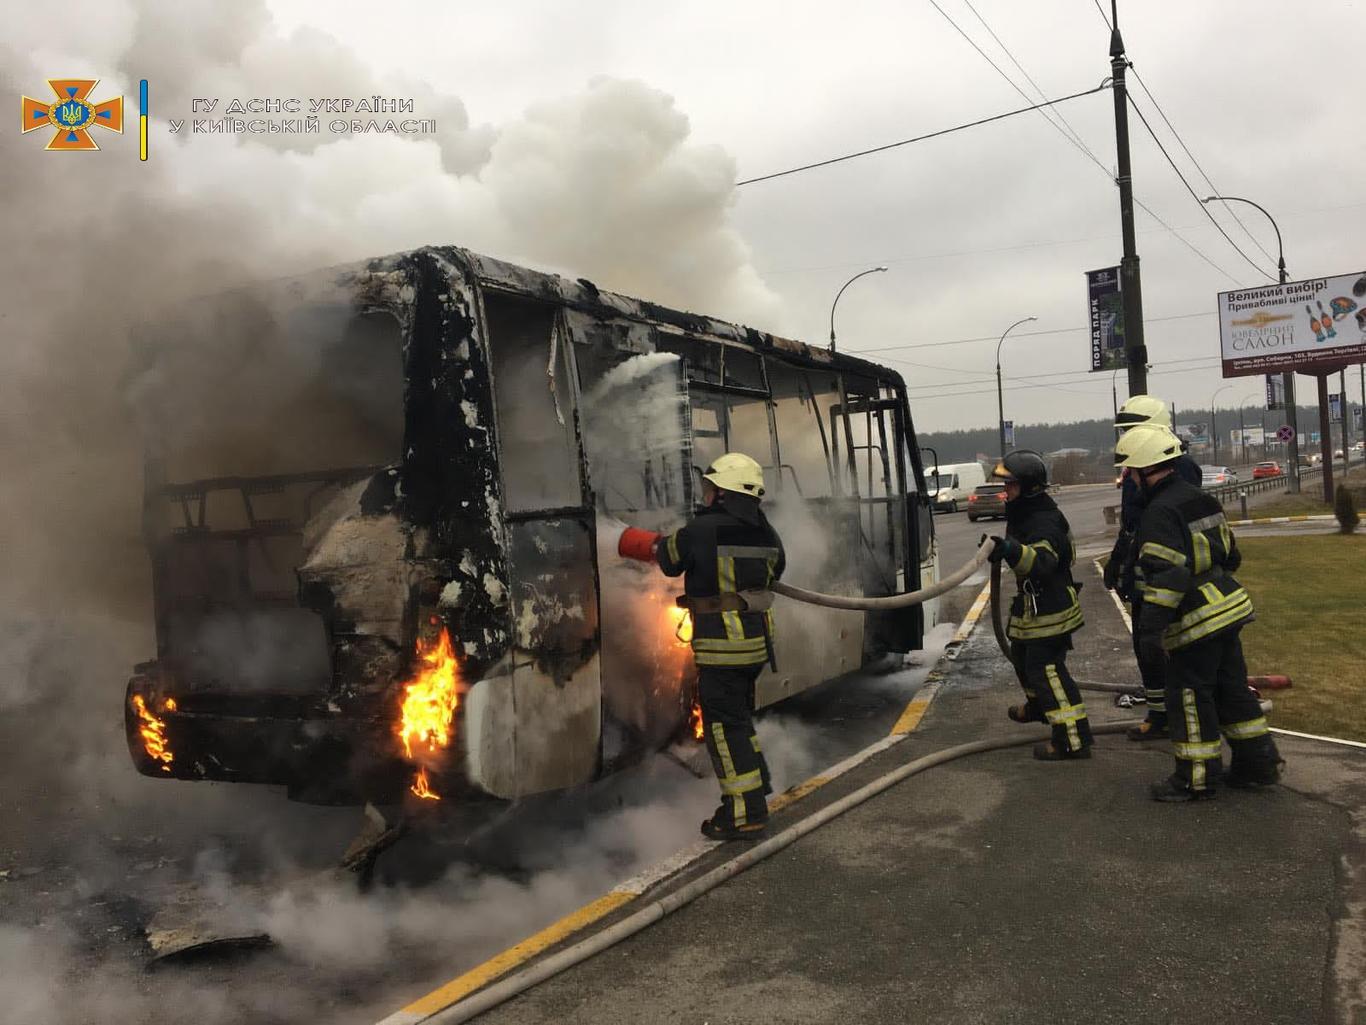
[[1115, 424, 1284, 802], [616, 453, 785, 841], [984, 450, 1092, 761]]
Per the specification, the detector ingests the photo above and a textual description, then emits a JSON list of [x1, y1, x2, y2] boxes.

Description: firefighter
[[616, 452, 785, 841], [1104, 396, 1202, 740], [1114, 425, 1284, 801], [983, 449, 1092, 761]]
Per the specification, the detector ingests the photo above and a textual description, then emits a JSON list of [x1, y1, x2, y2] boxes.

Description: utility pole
[[1109, 0, 1147, 396]]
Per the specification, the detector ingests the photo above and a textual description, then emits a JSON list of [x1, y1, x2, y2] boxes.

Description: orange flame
[[669, 605, 693, 646], [410, 767, 441, 801], [397, 628, 462, 800], [131, 694, 174, 772], [689, 700, 705, 742]]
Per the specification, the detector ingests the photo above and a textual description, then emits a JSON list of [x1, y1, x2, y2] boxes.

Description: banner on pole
[[1087, 267, 1127, 372], [1264, 374, 1285, 410], [1216, 270, 1366, 377], [1330, 393, 1343, 423], [1003, 420, 1015, 445]]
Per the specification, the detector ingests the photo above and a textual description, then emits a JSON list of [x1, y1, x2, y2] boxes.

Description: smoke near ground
[[0, 5, 956, 1022]]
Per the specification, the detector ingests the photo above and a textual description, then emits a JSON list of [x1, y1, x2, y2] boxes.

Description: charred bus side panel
[[125, 246, 936, 806]]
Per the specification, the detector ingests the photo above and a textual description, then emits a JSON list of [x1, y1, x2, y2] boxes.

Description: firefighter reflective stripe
[[1164, 587, 1254, 649], [716, 555, 743, 640], [710, 722, 746, 825], [693, 634, 769, 666], [1145, 688, 1166, 710], [666, 531, 681, 564], [718, 768, 764, 796], [1014, 542, 1040, 575], [1045, 665, 1083, 750], [1140, 541, 1186, 565], [1173, 739, 1223, 759], [1143, 585, 1184, 609], [1188, 512, 1226, 533], [692, 637, 768, 653], [1192, 531, 1212, 574], [1223, 716, 1270, 741], [1008, 586, 1083, 640], [1179, 689, 1217, 789], [716, 545, 781, 561]]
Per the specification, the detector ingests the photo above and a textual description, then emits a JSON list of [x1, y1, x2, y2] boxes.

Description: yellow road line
[[379, 580, 994, 1023], [397, 892, 635, 1018]]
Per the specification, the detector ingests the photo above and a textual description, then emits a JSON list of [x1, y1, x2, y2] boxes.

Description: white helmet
[[1115, 395, 1172, 431], [702, 452, 766, 498], [1114, 423, 1182, 470]]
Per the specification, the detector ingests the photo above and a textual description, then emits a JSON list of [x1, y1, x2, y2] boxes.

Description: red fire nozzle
[[1247, 674, 1292, 692]]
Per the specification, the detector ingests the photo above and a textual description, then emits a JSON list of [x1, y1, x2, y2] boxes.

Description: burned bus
[[125, 245, 939, 806]]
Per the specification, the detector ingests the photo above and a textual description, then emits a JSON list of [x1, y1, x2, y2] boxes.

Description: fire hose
[[768, 538, 995, 610]]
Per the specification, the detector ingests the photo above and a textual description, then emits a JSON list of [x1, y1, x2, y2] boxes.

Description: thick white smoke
[[0, 2, 787, 1017]]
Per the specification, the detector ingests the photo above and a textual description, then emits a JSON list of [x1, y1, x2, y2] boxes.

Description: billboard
[[1087, 266, 1127, 372], [1176, 422, 1209, 445], [1217, 270, 1366, 377], [1230, 427, 1266, 446]]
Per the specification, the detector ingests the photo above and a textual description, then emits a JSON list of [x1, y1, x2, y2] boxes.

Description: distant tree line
[[917, 403, 1322, 464]]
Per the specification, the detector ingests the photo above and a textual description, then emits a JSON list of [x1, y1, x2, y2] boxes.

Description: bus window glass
[[766, 363, 841, 497], [486, 294, 581, 513]]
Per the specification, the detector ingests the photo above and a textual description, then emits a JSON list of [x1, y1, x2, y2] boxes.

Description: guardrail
[[1102, 466, 1328, 525], [1206, 466, 1325, 505]]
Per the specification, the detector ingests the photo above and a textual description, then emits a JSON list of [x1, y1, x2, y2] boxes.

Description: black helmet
[[992, 449, 1048, 495]]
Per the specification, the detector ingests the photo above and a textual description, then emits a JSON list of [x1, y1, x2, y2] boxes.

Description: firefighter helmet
[[991, 449, 1049, 495], [702, 452, 766, 498], [1115, 394, 1172, 430], [1114, 423, 1182, 469]]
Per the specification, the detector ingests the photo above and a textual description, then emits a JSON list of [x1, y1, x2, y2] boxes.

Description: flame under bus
[[125, 246, 939, 805]]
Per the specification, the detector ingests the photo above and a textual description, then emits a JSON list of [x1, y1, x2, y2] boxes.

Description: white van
[[926, 461, 988, 513]]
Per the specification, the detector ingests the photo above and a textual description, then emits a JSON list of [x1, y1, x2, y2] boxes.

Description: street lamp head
[[1201, 195, 1217, 204], [875, 265, 888, 272]]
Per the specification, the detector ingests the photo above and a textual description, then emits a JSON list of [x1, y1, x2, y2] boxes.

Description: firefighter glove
[[618, 526, 663, 562], [1102, 533, 1129, 590], [983, 535, 1020, 565]]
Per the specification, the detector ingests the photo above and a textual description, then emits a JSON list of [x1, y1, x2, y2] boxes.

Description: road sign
[[1276, 424, 1295, 442]]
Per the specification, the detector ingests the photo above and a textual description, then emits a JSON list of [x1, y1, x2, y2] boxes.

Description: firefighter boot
[[701, 811, 768, 842], [1149, 775, 1216, 802], [1226, 757, 1286, 789], [1033, 741, 1092, 761], [1008, 702, 1044, 724], [1126, 719, 1170, 742]]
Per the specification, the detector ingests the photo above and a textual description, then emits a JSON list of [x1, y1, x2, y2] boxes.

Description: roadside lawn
[[1247, 465, 1365, 520], [1238, 534, 1366, 741]]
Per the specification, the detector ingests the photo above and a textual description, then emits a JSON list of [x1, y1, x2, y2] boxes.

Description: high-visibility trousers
[[697, 663, 771, 828], [1010, 636, 1092, 754], [1131, 600, 1168, 724], [1165, 627, 1279, 791]]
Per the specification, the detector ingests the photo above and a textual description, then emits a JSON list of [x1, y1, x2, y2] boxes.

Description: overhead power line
[[733, 83, 1109, 187], [930, 0, 1241, 284], [1126, 93, 1275, 281], [1086, 0, 1277, 271], [849, 310, 1214, 355]]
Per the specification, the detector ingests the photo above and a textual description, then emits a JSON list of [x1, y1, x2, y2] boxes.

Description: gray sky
[[9, 0, 1364, 439], [261, 0, 1366, 432]]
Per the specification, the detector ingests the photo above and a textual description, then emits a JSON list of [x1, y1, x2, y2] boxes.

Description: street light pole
[[1111, 368, 1120, 421], [1109, 0, 1148, 395], [1211, 384, 1232, 463], [1239, 392, 1259, 465], [829, 266, 888, 353], [996, 316, 1038, 457], [1201, 194, 1298, 492]]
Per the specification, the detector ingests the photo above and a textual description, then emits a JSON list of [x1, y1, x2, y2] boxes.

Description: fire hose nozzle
[[1247, 674, 1292, 691]]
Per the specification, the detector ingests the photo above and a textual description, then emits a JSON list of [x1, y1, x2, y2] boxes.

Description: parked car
[[1251, 461, 1282, 479], [926, 462, 987, 513], [1200, 465, 1239, 488], [966, 482, 1008, 521]]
